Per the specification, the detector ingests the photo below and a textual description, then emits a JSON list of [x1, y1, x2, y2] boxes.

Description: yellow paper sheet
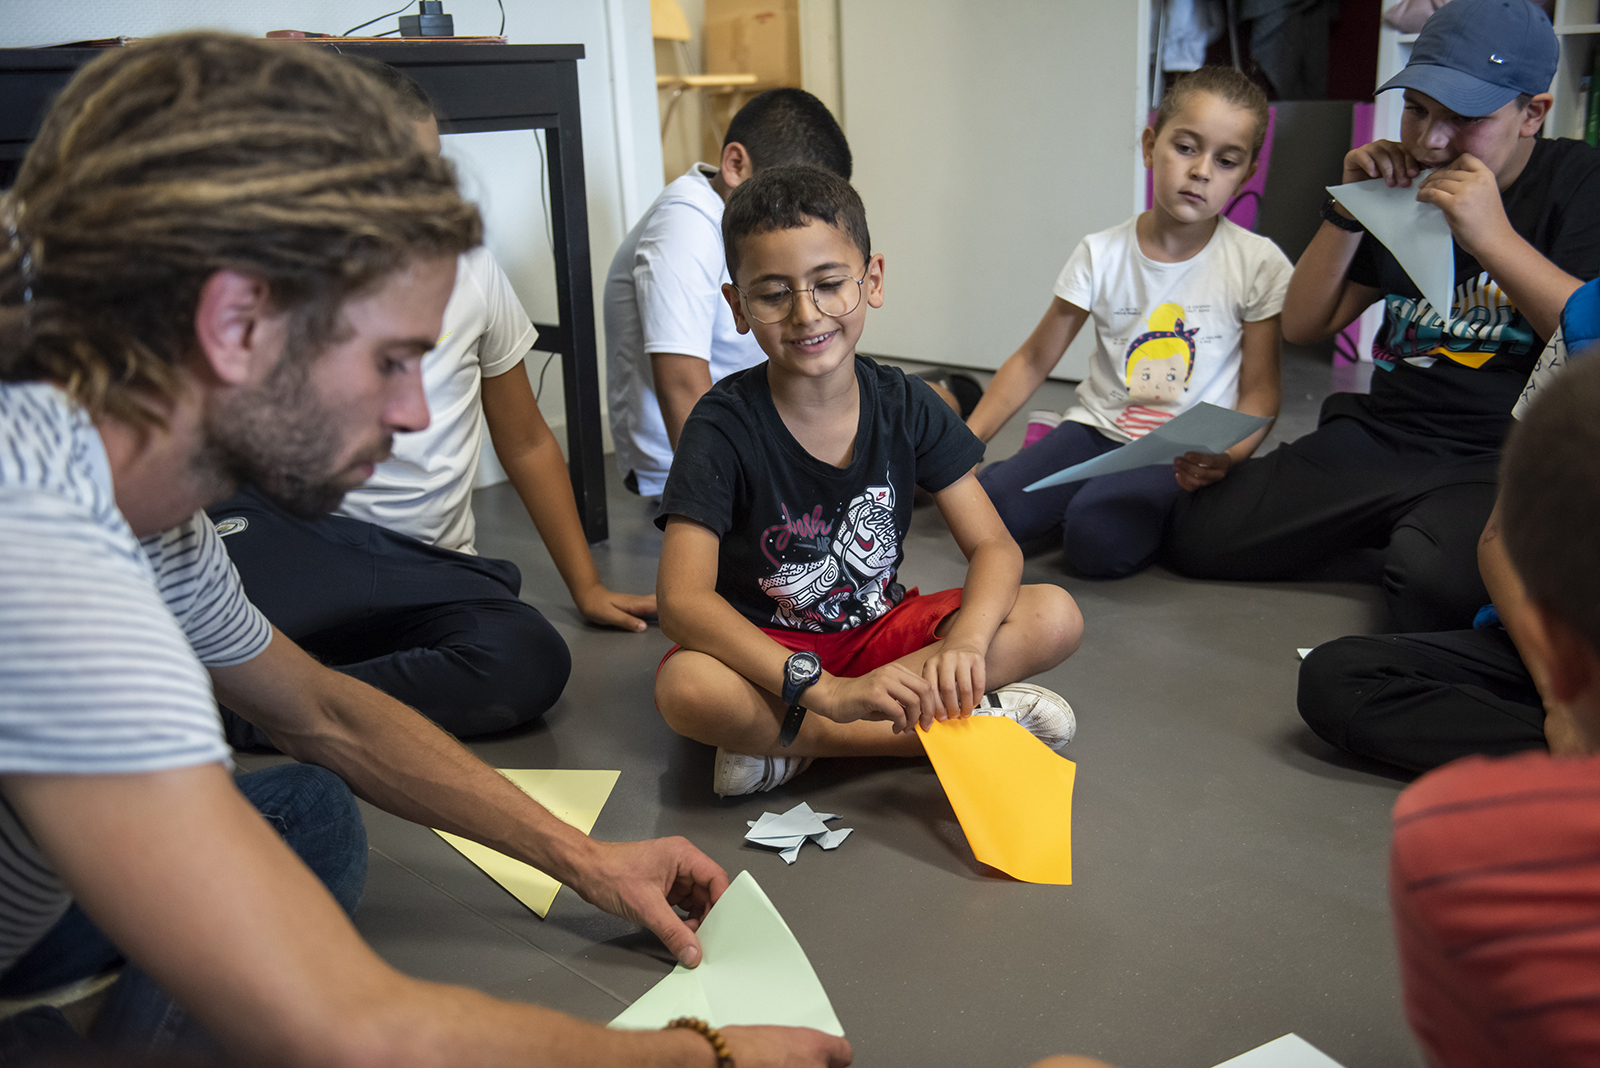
[[434, 769, 620, 917], [918, 716, 1075, 884]]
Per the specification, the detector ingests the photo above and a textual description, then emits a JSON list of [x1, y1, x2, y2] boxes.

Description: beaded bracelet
[[665, 1016, 735, 1067]]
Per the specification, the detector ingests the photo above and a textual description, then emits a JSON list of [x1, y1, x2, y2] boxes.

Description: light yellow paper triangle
[[434, 769, 620, 917]]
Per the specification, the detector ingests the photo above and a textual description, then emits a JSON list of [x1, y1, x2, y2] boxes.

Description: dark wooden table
[[0, 42, 610, 542]]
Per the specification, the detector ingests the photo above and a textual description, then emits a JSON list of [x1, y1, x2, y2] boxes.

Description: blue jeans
[[0, 764, 367, 1062], [978, 420, 1183, 578]]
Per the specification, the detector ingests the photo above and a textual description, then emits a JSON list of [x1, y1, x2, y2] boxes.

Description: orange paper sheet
[[919, 715, 1075, 884]]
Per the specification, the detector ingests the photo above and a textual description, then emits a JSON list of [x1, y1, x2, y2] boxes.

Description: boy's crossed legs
[[656, 584, 1082, 768]]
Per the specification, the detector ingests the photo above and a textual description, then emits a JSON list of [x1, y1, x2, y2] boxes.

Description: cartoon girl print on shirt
[[757, 481, 902, 632], [1116, 301, 1198, 438]]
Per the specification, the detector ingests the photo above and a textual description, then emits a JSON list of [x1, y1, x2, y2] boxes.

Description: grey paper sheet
[[1023, 403, 1272, 491], [1326, 177, 1455, 327]]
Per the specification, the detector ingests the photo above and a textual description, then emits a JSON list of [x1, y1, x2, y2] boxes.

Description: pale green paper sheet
[[1212, 1033, 1348, 1068], [1326, 177, 1455, 328], [610, 870, 845, 1035]]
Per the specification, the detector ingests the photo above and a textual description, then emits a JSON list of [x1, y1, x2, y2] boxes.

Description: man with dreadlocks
[[0, 34, 849, 1068]]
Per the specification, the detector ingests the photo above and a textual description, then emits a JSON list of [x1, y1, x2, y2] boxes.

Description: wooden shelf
[[656, 72, 758, 88]]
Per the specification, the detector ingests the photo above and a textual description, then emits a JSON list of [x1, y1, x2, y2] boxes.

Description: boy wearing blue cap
[[1165, 0, 1600, 633]]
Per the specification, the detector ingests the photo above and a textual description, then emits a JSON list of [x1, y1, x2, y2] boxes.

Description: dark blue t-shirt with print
[[657, 355, 984, 634]]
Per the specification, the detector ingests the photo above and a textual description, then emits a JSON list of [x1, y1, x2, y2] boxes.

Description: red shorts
[[657, 587, 963, 678]]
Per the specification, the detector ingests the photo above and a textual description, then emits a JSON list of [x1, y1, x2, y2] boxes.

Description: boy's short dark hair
[[343, 53, 436, 121], [722, 165, 870, 282], [1501, 350, 1600, 653], [1154, 66, 1270, 161], [723, 89, 851, 180]]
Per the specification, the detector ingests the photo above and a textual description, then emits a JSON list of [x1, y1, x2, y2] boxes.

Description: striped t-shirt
[[1391, 750, 1600, 1067], [0, 381, 271, 976]]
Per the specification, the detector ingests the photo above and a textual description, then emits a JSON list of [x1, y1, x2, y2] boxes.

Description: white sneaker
[[713, 748, 814, 797], [970, 683, 1076, 749]]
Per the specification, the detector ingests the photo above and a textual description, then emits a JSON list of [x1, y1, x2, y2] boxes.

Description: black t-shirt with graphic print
[[657, 355, 985, 634], [1338, 136, 1600, 450]]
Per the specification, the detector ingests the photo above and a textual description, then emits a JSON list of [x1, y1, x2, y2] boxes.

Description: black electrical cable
[[533, 349, 558, 401], [535, 130, 554, 254], [343, 3, 414, 37], [496, 0, 506, 36]]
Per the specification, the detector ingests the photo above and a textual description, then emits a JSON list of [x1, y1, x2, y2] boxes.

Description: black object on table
[[0, 42, 610, 543]]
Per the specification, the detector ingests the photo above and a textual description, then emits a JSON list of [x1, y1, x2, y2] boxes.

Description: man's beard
[[197, 357, 388, 520]]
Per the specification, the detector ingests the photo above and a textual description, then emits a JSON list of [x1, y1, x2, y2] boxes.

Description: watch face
[[788, 652, 821, 685]]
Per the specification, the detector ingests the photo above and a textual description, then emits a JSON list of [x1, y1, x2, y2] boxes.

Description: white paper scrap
[[1023, 403, 1271, 491], [1297, 648, 1314, 659], [1211, 1033, 1348, 1068], [744, 802, 853, 864], [1327, 178, 1455, 328]]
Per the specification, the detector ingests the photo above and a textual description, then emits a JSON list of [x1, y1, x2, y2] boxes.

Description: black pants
[[1164, 403, 1499, 631], [1297, 627, 1546, 774], [207, 486, 570, 742]]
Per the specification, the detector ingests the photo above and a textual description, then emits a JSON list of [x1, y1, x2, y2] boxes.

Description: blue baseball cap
[[1376, 0, 1558, 116]]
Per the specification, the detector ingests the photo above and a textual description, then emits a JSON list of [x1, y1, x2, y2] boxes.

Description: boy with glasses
[[652, 166, 1083, 796]]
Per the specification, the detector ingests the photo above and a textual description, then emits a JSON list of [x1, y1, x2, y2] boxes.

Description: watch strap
[[1320, 192, 1365, 233], [778, 702, 807, 747]]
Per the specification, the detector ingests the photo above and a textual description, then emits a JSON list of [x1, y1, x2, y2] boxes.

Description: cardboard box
[[704, 0, 801, 88]]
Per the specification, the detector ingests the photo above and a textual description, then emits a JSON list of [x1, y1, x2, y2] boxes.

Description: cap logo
[[1489, 54, 1504, 64]]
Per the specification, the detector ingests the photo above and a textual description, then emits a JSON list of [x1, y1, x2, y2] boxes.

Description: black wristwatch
[[1320, 192, 1365, 233], [778, 650, 822, 747]]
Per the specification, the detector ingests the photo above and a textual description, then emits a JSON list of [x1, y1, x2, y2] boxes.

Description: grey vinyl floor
[[248, 347, 1424, 1068]]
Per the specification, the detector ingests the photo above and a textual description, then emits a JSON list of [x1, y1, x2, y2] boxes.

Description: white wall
[[838, 0, 1149, 380], [3, 1, 665, 475]]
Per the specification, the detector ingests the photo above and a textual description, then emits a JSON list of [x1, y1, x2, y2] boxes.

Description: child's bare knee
[[655, 652, 720, 739], [1020, 583, 1084, 658], [655, 650, 760, 745]]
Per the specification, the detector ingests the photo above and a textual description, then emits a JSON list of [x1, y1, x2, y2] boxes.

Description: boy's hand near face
[[1416, 153, 1515, 261], [1344, 138, 1424, 188]]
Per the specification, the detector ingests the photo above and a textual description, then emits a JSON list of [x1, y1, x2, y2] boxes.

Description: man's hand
[[566, 837, 730, 967], [1174, 450, 1234, 491], [721, 1026, 853, 1067], [921, 642, 988, 727], [807, 665, 934, 733], [1416, 153, 1515, 261], [574, 583, 657, 633], [1343, 138, 1423, 187]]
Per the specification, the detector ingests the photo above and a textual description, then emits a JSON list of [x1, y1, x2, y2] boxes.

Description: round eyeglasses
[[735, 271, 867, 325]]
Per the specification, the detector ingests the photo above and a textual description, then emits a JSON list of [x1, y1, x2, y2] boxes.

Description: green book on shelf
[[1588, 52, 1600, 147]]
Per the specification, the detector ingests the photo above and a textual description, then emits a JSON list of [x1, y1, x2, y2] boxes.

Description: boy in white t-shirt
[[604, 89, 853, 498], [210, 60, 652, 744], [967, 67, 1291, 578]]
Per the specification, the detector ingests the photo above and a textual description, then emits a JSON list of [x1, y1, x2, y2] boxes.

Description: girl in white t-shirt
[[968, 67, 1292, 578]]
